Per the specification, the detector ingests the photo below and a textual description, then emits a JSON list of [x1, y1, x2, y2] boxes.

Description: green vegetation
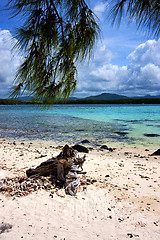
[[7, 0, 100, 102], [6, 0, 160, 102], [0, 98, 160, 105], [0, 99, 42, 105], [66, 98, 160, 104], [0, 99, 22, 105], [109, 0, 160, 38]]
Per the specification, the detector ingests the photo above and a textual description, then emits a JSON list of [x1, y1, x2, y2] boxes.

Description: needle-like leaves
[[8, 0, 100, 102], [108, 0, 160, 38]]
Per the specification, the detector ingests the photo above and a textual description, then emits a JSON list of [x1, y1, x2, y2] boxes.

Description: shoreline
[[0, 136, 159, 152], [0, 139, 160, 239]]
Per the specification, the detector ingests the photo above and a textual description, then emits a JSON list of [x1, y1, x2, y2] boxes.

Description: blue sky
[[0, 0, 160, 98]]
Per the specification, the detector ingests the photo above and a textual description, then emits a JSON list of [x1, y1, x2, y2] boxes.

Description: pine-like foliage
[[8, 0, 100, 102], [109, 0, 160, 38]]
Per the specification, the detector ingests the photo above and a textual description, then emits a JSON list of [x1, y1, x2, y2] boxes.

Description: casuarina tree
[[109, 0, 160, 37], [7, 0, 160, 101], [8, 0, 100, 102]]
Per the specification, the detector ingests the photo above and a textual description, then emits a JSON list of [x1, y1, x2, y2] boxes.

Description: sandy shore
[[0, 140, 160, 240]]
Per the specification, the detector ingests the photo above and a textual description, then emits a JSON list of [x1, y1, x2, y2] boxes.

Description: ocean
[[0, 104, 160, 148]]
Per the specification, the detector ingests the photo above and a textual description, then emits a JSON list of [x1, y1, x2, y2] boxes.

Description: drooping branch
[[50, 0, 65, 43], [108, 0, 160, 38], [7, 0, 100, 102]]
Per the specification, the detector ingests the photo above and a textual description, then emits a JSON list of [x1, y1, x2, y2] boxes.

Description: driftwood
[[26, 144, 86, 196], [26, 145, 75, 180]]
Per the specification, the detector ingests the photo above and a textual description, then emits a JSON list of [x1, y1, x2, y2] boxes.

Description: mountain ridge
[[11, 93, 160, 101], [83, 93, 128, 100]]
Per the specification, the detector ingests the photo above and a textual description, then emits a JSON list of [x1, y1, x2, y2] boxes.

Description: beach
[[0, 0, 160, 237], [0, 140, 160, 240]]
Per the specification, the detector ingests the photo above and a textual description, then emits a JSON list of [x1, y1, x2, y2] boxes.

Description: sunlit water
[[0, 104, 160, 148]]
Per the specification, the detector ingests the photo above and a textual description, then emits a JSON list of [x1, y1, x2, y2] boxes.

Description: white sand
[[0, 140, 160, 240]]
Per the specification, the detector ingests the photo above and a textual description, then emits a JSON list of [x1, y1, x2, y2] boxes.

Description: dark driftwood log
[[26, 145, 76, 181]]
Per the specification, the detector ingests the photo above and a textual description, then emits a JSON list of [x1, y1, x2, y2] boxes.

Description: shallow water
[[0, 104, 160, 147]]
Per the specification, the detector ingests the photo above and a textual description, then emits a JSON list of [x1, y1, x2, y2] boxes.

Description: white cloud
[[0, 30, 23, 97], [140, 64, 160, 83], [93, 2, 108, 19], [0, 29, 160, 99], [128, 39, 160, 66], [76, 38, 160, 97], [93, 44, 114, 65]]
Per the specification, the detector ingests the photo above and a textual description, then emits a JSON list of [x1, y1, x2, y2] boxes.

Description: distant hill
[[84, 93, 128, 100], [68, 97, 78, 101], [82, 93, 160, 100], [132, 94, 160, 99], [6, 93, 160, 103]]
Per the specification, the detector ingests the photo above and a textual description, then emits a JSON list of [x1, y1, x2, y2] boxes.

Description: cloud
[[76, 38, 160, 97], [128, 39, 160, 66], [124, 39, 160, 95], [0, 29, 160, 99], [93, 2, 108, 20], [0, 30, 23, 97], [93, 44, 114, 65]]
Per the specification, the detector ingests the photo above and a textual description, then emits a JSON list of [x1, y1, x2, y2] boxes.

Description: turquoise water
[[0, 104, 160, 147]]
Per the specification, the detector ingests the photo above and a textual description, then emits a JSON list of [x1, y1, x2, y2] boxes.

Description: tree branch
[[49, 0, 65, 43]]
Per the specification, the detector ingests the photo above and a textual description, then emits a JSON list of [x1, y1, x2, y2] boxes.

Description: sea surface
[[0, 104, 160, 148]]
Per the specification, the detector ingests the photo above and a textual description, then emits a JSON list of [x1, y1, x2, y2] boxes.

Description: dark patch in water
[[144, 134, 160, 137], [114, 119, 143, 124], [114, 131, 128, 136], [1, 105, 158, 146], [75, 129, 85, 132]]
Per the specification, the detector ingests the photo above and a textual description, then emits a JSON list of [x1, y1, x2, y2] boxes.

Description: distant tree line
[[0, 98, 160, 105], [6, 0, 160, 102]]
